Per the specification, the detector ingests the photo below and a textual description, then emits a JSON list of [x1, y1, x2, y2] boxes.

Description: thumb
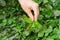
[[24, 8, 34, 21]]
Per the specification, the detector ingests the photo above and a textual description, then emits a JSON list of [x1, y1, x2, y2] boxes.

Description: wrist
[[18, 0, 32, 4], [18, 0, 23, 5], [18, 0, 32, 3]]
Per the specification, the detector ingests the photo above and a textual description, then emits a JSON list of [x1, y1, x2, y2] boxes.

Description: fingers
[[22, 6, 34, 21], [26, 9, 34, 21], [20, 0, 39, 21], [32, 4, 39, 21]]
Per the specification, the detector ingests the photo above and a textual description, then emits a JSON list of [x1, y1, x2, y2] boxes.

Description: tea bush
[[0, 0, 60, 40]]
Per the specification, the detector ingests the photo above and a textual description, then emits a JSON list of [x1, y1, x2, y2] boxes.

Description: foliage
[[0, 0, 60, 40]]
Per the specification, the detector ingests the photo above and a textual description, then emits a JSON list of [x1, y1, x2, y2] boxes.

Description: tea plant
[[0, 0, 60, 40]]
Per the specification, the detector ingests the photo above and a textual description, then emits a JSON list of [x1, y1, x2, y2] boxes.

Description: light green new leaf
[[23, 16, 32, 24], [43, 0, 48, 4]]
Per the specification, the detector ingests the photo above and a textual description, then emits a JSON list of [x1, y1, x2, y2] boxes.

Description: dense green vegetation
[[0, 0, 60, 40]]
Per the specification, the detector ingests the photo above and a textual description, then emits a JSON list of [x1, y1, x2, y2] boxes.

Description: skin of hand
[[18, 0, 39, 21]]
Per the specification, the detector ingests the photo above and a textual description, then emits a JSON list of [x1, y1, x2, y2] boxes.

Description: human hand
[[18, 0, 39, 21]]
